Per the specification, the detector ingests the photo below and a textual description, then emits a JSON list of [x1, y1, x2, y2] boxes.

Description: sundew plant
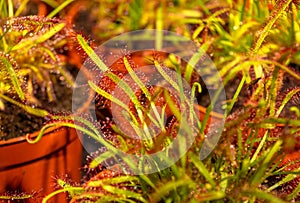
[[0, 0, 75, 118], [24, 0, 300, 202]]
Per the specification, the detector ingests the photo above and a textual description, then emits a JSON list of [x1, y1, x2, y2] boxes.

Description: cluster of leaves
[[31, 37, 215, 202], [13, 0, 300, 202], [41, 57, 299, 203], [0, 0, 76, 118], [0, 16, 71, 104]]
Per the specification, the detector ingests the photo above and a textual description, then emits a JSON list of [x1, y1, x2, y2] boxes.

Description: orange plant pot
[[0, 127, 82, 202]]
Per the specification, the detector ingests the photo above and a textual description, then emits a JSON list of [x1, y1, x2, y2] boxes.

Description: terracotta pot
[[0, 126, 82, 202]]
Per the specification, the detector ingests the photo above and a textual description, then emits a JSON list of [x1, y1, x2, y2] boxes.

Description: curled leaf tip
[[25, 133, 35, 144]]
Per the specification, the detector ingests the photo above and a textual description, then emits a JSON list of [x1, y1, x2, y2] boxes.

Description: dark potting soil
[[0, 66, 79, 141]]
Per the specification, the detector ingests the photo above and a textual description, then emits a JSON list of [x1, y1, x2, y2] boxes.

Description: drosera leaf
[[25, 118, 100, 145], [59, 116, 118, 153], [102, 185, 147, 203], [0, 99, 5, 110], [250, 131, 269, 164], [251, 0, 293, 55], [155, 6, 163, 50], [200, 82, 225, 134], [251, 140, 282, 186], [88, 80, 128, 111], [147, 102, 166, 131], [123, 56, 165, 131], [266, 169, 300, 193], [42, 186, 84, 203], [0, 193, 33, 201], [225, 74, 246, 116], [57, 179, 82, 197], [88, 176, 139, 187], [115, 133, 129, 152], [106, 71, 143, 110], [10, 23, 66, 52], [77, 34, 108, 72], [190, 82, 202, 129], [77, 36, 143, 112], [88, 80, 138, 125], [192, 22, 205, 40], [154, 60, 179, 91], [138, 174, 156, 189], [149, 175, 195, 203], [261, 60, 300, 80], [14, 0, 29, 17], [175, 62, 185, 104], [0, 55, 24, 100], [288, 179, 300, 200], [89, 150, 116, 169], [193, 190, 226, 201], [7, 0, 13, 17], [259, 117, 300, 127], [41, 0, 59, 8], [0, 93, 49, 117], [164, 89, 181, 120], [189, 152, 216, 187], [39, 46, 57, 62], [184, 48, 205, 83], [32, 115, 138, 172], [0, 27, 10, 52], [275, 88, 300, 117], [123, 56, 151, 100], [47, 0, 75, 18], [242, 189, 288, 203], [56, 65, 74, 87], [45, 81, 55, 102], [269, 67, 280, 117], [290, 106, 300, 118]]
